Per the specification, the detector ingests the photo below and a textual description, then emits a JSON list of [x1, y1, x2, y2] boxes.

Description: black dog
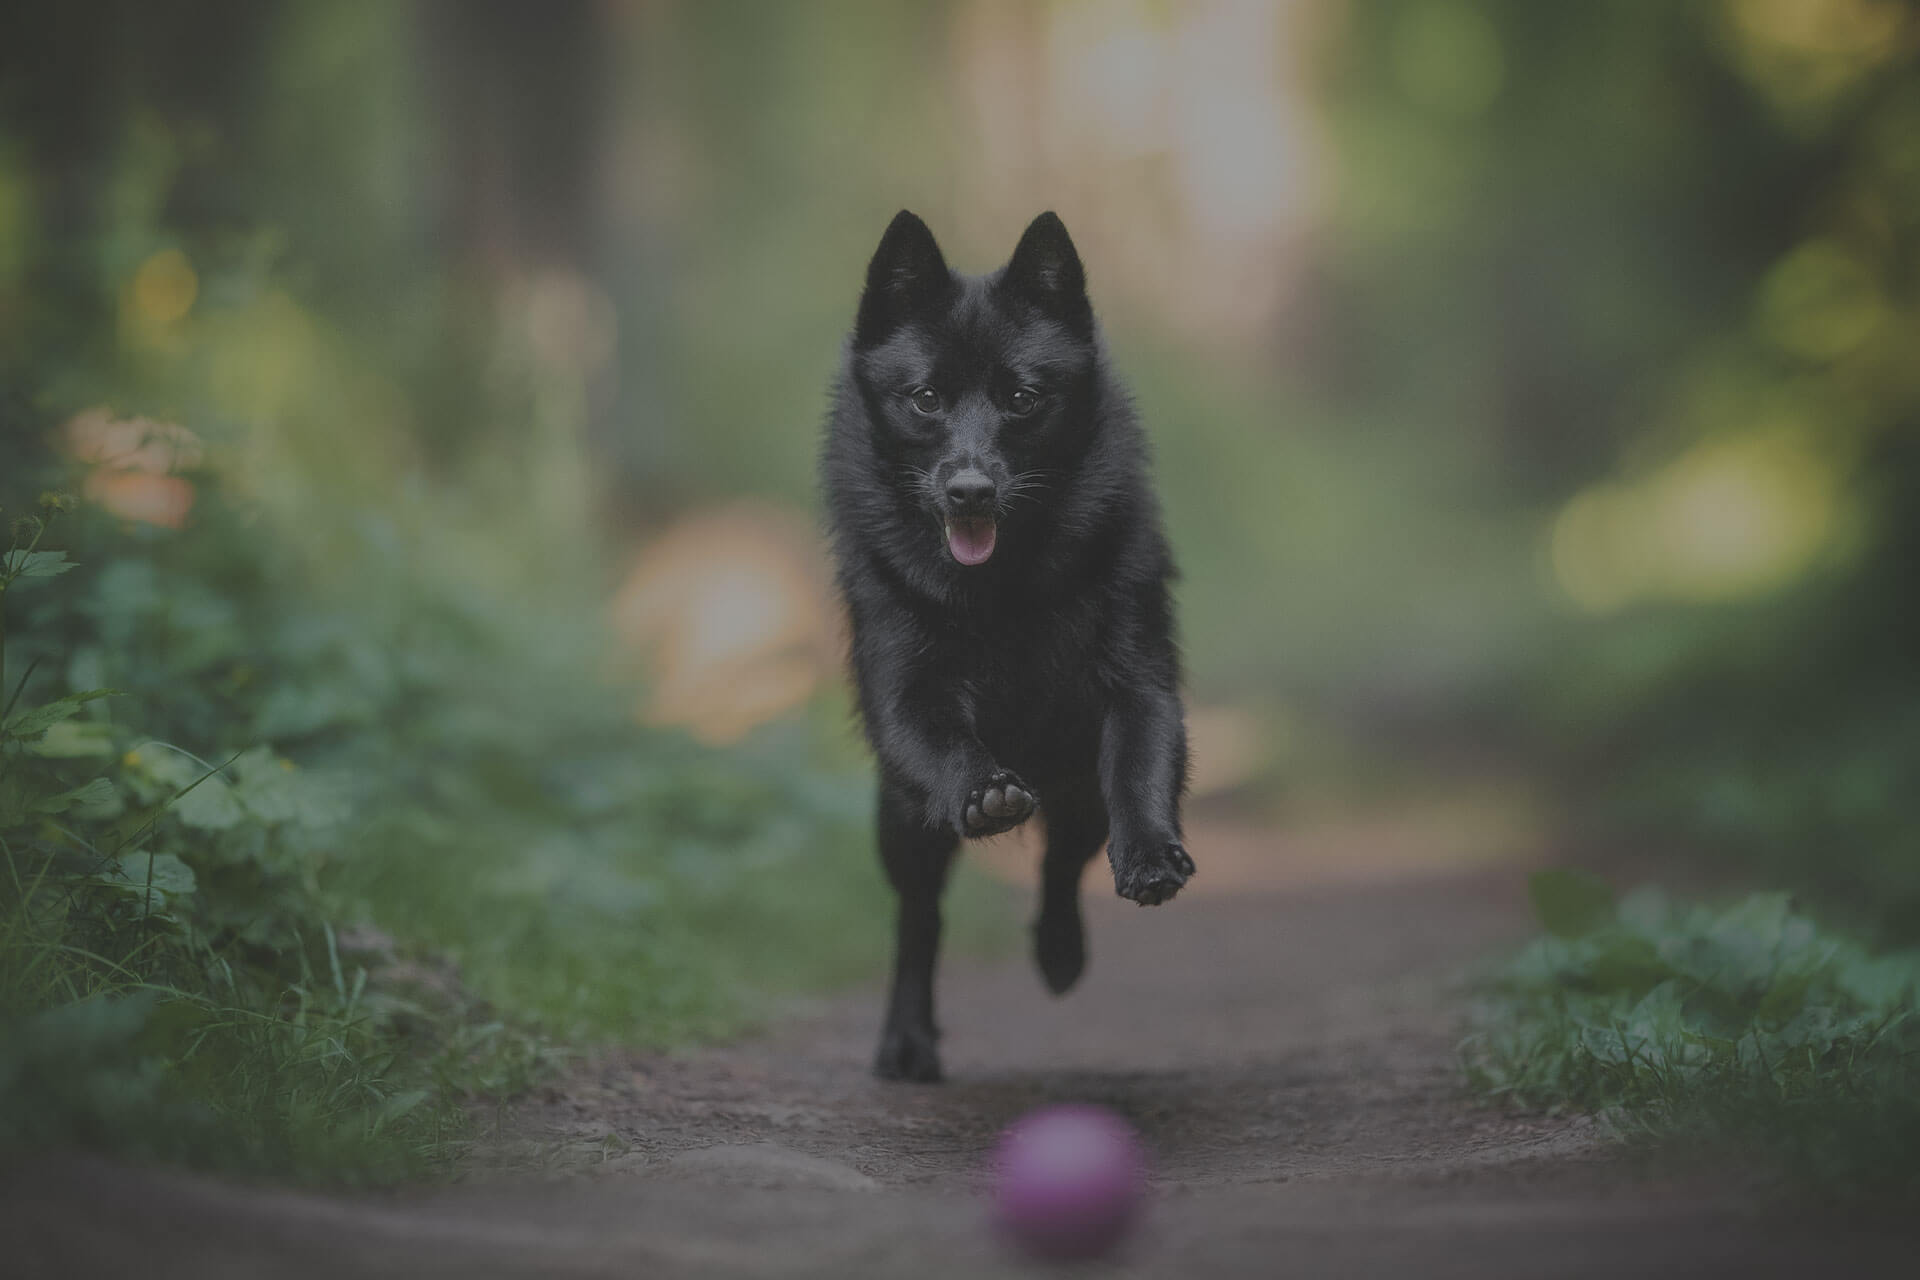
[[821, 210, 1194, 1082]]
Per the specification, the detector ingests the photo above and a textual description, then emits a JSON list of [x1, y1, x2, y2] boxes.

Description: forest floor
[[7, 806, 1913, 1278]]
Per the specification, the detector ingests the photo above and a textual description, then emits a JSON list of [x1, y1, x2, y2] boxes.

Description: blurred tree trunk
[[418, 0, 666, 532], [422, 0, 605, 273]]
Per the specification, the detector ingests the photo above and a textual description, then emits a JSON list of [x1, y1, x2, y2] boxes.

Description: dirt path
[[9, 817, 1913, 1277]]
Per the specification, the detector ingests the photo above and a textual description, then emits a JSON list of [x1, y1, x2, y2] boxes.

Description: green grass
[[1465, 868, 1920, 1198], [0, 485, 1012, 1185]]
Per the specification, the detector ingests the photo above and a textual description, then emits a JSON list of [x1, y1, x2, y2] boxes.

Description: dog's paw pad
[[961, 770, 1035, 837], [1170, 844, 1197, 878]]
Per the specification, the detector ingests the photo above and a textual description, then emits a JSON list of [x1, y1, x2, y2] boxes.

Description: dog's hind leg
[[873, 775, 958, 1082], [1033, 779, 1108, 996]]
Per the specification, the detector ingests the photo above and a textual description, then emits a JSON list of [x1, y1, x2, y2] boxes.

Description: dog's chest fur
[[925, 587, 1109, 785]]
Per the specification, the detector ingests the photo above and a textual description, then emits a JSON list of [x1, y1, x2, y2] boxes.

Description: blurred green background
[[2, 0, 1918, 1182]]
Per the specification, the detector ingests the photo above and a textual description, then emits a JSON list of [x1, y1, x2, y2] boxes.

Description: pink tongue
[[947, 517, 997, 566]]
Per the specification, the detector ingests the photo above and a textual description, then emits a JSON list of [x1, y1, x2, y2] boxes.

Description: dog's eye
[[1008, 387, 1040, 416], [908, 386, 942, 415]]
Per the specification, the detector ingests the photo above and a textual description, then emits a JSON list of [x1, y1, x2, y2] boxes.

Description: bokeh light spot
[[131, 248, 198, 325], [1550, 486, 1645, 614], [1550, 431, 1842, 612], [1756, 239, 1887, 361], [1718, 0, 1907, 126], [1651, 433, 1838, 600]]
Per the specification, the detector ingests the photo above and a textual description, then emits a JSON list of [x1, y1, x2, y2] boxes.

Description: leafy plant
[[1, 500, 477, 1180], [0, 461, 1010, 1184], [1466, 869, 1920, 1197]]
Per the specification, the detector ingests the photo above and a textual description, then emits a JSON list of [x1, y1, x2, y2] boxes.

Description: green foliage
[[0, 504, 475, 1180], [2, 550, 76, 582], [1467, 870, 1920, 1196], [1561, 623, 1920, 942], [0, 8, 1030, 1181], [0, 466, 1008, 1184], [1322, 2, 1920, 941]]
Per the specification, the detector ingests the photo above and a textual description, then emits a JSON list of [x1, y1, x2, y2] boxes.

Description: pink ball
[[993, 1104, 1147, 1261]]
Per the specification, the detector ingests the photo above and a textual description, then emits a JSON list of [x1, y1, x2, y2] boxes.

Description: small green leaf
[[1835, 954, 1918, 1012], [1586, 933, 1670, 995], [33, 776, 119, 819], [110, 850, 199, 897], [230, 748, 350, 827], [2, 689, 117, 739], [1625, 980, 1687, 1046], [373, 1089, 430, 1126], [125, 747, 246, 829], [1529, 868, 1617, 939], [1, 549, 77, 582], [173, 775, 244, 830]]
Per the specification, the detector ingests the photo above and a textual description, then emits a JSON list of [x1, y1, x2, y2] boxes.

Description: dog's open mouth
[[944, 516, 997, 566]]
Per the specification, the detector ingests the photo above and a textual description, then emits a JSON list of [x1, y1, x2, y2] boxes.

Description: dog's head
[[847, 210, 1100, 570]]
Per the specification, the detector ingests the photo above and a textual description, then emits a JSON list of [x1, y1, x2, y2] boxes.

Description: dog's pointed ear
[[855, 210, 952, 346], [1000, 211, 1090, 332]]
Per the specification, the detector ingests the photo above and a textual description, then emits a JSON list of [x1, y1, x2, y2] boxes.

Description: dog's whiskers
[[901, 465, 943, 503], [996, 470, 1054, 514]]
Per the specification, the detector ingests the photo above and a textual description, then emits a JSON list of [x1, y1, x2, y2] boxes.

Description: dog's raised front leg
[[1098, 687, 1194, 905], [861, 665, 1036, 838]]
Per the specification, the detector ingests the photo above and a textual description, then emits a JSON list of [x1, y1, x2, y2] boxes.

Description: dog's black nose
[[945, 469, 995, 510]]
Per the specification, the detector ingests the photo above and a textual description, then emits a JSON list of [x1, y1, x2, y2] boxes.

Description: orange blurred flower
[[58, 408, 203, 528], [80, 470, 196, 530], [611, 502, 838, 744]]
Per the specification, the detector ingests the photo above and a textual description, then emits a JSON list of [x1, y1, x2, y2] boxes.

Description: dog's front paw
[[960, 769, 1036, 838], [1110, 838, 1195, 906]]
